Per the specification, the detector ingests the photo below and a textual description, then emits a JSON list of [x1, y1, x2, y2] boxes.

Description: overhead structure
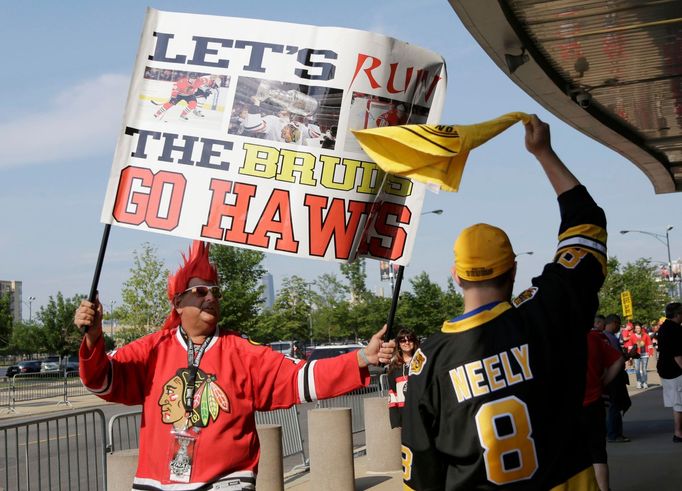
[[449, 0, 682, 193]]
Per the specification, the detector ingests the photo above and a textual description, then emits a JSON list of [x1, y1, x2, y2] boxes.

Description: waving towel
[[352, 112, 531, 192]]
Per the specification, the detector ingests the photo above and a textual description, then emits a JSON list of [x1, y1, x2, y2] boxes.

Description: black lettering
[[197, 138, 233, 171], [126, 127, 161, 159], [234, 41, 284, 73], [149, 32, 186, 64], [295, 49, 337, 81], [158, 133, 199, 165], [188, 36, 233, 68]]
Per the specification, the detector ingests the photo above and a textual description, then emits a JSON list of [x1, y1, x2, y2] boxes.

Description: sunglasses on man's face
[[398, 336, 415, 343], [178, 285, 222, 299]]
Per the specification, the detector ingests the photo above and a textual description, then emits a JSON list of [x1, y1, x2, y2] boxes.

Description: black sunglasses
[[178, 285, 222, 299], [398, 336, 416, 343]]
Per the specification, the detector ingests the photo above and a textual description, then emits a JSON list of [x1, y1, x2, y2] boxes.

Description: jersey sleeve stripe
[[557, 236, 607, 256], [307, 360, 319, 402], [558, 224, 607, 246], [82, 360, 113, 395], [298, 360, 319, 403]]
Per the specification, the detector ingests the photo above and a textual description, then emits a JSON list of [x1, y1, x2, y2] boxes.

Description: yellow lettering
[[465, 361, 490, 398], [449, 365, 472, 402], [511, 344, 533, 380], [356, 161, 383, 194], [239, 143, 279, 179], [500, 352, 523, 386], [384, 175, 413, 197], [483, 355, 506, 392], [319, 155, 363, 191], [278, 149, 317, 185]]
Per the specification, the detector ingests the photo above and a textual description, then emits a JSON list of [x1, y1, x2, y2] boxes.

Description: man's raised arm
[[524, 114, 580, 196]]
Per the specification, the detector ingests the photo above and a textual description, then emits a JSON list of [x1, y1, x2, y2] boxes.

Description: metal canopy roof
[[448, 0, 682, 193]]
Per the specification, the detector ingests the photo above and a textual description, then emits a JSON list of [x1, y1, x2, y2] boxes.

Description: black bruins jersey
[[402, 185, 606, 491]]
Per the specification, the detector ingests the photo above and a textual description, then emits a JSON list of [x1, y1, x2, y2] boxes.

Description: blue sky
[[2, 0, 680, 320]]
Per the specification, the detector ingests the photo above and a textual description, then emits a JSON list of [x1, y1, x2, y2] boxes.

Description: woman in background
[[387, 328, 420, 428]]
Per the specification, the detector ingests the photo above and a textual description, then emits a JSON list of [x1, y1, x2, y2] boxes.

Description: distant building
[[0, 280, 23, 323], [262, 273, 275, 309]]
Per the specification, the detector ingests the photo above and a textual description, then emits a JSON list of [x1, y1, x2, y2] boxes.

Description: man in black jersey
[[402, 115, 606, 490]]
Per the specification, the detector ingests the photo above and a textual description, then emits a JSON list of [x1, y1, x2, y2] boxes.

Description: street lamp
[[516, 251, 534, 257], [422, 209, 443, 216], [24, 296, 36, 322], [621, 226, 678, 296]]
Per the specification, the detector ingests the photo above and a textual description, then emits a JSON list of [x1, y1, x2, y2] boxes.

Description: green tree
[[340, 259, 368, 303], [397, 272, 451, 337], [598, 256, 670, 322], [311, 274, 350, 342], [0, 291, 13, 350], [256, 276, 311, 343], [36, 292, 85, 355], [119, 243, 170, 331], [9, 322, 44, 354], [210, 245, 266, 333]]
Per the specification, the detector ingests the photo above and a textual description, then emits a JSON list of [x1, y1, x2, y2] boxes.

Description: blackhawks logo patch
[[409, 349, 427, 376]]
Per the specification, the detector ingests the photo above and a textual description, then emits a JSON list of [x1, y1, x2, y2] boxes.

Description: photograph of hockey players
[[345, 92, 429, 154], [228, 76, 342, 150], [139, 67, 230, 125]]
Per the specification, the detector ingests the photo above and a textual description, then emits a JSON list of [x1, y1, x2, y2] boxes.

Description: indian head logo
[[158, 368, 230, 431]]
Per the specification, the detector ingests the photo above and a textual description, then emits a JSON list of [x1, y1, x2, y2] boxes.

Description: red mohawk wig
[[162, 241, 219, 330]]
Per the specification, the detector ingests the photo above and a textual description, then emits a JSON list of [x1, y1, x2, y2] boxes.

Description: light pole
[[621, 226, 678, 297], [516, 251, 534, 257], [25, 296, 36, 322]]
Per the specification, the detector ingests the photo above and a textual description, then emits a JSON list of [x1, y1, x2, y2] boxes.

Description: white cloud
[[0, 74, 129, 168]]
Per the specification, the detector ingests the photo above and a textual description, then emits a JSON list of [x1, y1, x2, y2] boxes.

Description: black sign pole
[[384, 265, 405, 341], [83, 224, 112, 332]]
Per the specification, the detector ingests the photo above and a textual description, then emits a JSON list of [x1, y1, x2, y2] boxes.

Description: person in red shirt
[[74, 241, 395, 490], [154, 74, 202, 121], [624, 323, 653, 388], [583, 328, 624, 491]]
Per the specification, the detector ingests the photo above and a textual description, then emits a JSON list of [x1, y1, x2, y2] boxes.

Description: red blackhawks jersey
[[80, 328, 369, 490], [402, 185, 606, 491]]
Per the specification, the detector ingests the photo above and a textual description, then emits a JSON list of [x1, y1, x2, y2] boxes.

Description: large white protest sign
[[101, 8, 447, 265]]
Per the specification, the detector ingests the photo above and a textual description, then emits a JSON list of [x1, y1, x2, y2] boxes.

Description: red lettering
[[305, 195, 370, 259], [416, 69, 442, 104], [247, 189, 298, 253], [113, 166, 152, 225], [387, 63, 413, 94], [201, 179, 256, 243], [145, 171, 186, 231], [362, 202, 411, 260], [112, 166, 185, 231], [349, 53, 382, 90]]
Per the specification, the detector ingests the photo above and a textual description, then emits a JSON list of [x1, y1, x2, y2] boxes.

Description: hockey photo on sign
[[345, 92, 430, 153], [136, 67, 231, 127], [228, 76, 342, 150]]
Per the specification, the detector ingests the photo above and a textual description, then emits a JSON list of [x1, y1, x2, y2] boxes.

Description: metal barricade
[[0, 378, 10, 409], [0, 408, 108, 490], [255, 406, 306, 468], [65, 371, 89, 398], [11, 372, 67, 406], [107, 411, 142, 453]]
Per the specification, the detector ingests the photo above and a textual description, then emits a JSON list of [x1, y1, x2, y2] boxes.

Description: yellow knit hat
[[454, 223, 515, 281]]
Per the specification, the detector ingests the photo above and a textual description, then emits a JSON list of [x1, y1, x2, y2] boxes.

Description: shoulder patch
[[409, 349, 427, 376], [512, 287, 538, 308]]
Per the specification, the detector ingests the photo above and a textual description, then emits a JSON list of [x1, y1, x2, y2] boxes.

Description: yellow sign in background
[[621, 290, 633, 319]]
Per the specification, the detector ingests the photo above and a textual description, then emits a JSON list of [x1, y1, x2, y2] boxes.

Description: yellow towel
[[352, 112, 531, 192]]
